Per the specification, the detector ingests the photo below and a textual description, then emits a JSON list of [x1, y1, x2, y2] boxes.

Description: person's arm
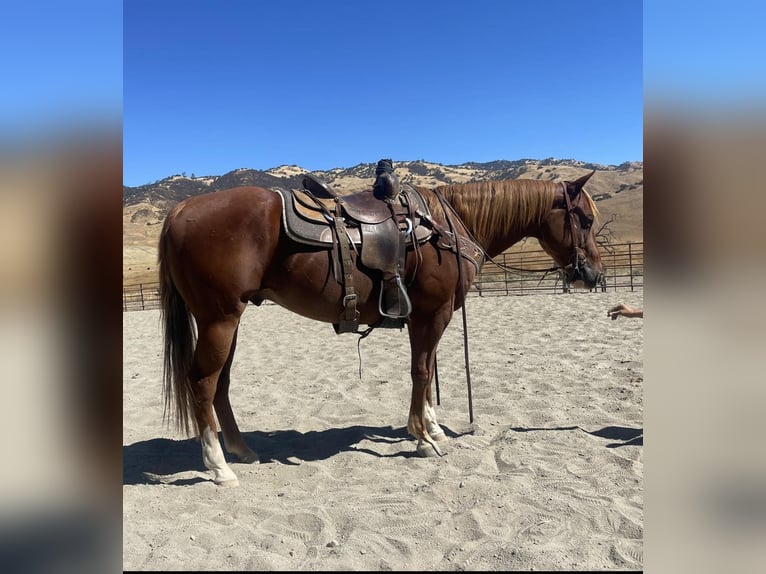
[[607, 303, 643, 320]]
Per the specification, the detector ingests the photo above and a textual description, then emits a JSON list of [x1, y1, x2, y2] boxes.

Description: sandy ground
[[123, 291, 643, 571]]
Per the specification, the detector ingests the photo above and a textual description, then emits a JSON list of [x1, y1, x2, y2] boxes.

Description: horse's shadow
[[123, 424, 639, 486], [510, 424, 643, 448], [123, 424, 464, 486]]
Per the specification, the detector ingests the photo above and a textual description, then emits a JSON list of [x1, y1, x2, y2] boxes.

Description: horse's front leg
[[407, 309, 451, 457], [425, 396, 447, 442]]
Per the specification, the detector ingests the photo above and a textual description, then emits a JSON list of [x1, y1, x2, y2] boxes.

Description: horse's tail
[[158, 213, 196, 437]]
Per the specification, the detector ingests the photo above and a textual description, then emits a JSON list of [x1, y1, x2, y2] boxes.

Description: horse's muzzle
[[566, 262, 604, 290]]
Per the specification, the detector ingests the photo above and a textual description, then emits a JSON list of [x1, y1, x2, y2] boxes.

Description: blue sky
[[644, 0, 766, 105], [1, 2, 763, 188], [122, 0, 643, 186], [0, 1, 122, 136]]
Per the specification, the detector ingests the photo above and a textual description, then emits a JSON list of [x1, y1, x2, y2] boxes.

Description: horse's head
[[538, 171, 604, 289]]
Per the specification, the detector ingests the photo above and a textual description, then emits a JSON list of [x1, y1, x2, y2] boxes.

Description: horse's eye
[[581, 215, 593, 230]]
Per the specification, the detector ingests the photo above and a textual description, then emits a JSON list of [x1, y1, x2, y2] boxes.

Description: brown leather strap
[[332, 207, 360, 332], [433, 189, 474, 424], [561, 182, 582, 271], [563, 181, 575, 235], [402, 187, 422, 281]]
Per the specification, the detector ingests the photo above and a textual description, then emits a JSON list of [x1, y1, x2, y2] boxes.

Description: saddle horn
[[373, 159, 400, 200]]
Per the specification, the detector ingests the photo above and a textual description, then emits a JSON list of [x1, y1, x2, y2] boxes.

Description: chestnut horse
[[158, 171, 603, 486]]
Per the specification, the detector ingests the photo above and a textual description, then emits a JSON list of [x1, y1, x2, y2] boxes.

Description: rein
[[426, 182, 585, 423], [361, 182, 585, 422], [433, 188, 559, 276], [436, 182, 585, 283], [433, 189, 474, 424]]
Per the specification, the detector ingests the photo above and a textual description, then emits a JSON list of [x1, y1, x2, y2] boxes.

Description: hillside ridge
[[123, 158, 643, 285]]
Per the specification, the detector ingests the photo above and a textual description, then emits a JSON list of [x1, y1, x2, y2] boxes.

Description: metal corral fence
[[123, 282, 162, 312], [470, 241, 643, 297], [123, 241, 643, 311]]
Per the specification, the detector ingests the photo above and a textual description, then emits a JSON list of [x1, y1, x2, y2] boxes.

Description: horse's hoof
[[416, 441, 444, 458], [216, 478, 240, 488], [430, 430, 447, 442]]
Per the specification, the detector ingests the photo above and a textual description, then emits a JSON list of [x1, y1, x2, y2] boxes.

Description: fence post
[[139, 283, 145, 311], [628, 243, 634, 292]]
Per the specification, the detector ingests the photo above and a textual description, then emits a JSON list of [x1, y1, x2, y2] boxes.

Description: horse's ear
[[567, 170, 596, 198], [573, 170, 595, 189]]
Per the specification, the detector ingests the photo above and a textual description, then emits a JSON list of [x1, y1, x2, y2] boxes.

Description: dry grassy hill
[[123, 159, 642, 286]]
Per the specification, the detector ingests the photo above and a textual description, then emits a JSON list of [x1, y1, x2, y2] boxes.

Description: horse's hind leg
[[214, 326, 259, 463], [191, 317, 241, 486]]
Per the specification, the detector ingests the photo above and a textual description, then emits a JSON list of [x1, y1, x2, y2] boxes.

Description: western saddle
[[272, 160, 433, 333]]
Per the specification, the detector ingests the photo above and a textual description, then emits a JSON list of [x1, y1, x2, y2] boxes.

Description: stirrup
[[379, 276, 412, 319]]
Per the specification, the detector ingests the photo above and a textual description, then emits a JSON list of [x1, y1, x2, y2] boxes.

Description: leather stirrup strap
[[332, 208, 360, 333]]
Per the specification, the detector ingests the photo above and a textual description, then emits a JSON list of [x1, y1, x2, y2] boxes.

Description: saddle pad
[[292, 188, 335, 224], [272, 187, 334, 247]]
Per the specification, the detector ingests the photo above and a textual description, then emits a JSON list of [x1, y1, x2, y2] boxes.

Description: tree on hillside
[[595, 213, 618, 254]]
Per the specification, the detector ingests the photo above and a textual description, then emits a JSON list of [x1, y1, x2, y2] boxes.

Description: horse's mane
[[418, 179, 598, 241], [421, 179, 598, 251], [416, 179, 599, 250]]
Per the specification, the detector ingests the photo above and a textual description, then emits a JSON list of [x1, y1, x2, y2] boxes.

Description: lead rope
[[434, 189, 474, 424]]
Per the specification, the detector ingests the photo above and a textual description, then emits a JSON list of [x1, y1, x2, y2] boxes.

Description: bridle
[[560, 181, 588, 284]]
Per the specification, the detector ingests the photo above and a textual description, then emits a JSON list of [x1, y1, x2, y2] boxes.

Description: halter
[[561, 181, 587, 283]]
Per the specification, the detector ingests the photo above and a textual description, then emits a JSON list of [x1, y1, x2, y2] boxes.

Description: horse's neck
[[448, 198, 541, 259], [480, 227, 534, 259]]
